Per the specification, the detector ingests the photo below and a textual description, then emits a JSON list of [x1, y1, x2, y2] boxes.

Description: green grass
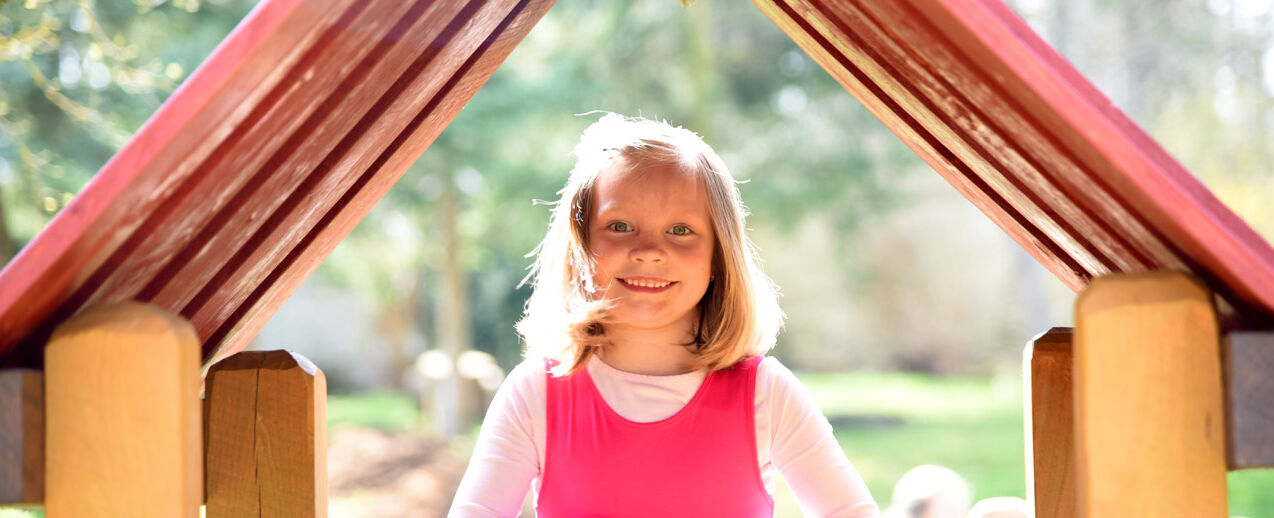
[[799, 371, 1026, 502], [1232, 470, 1274, 518], [780, 370, 1274, 518], [763, 371, 1025, 516]]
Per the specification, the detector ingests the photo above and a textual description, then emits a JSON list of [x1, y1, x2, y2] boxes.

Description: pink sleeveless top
[[536, 355, 774, 517]]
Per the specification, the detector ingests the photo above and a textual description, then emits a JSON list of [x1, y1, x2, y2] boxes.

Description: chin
[[608, 309, 668, 327], [610, 305, 695, 329]]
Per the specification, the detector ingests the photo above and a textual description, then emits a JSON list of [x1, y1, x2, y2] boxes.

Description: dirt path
[[327, 425, 467, 517]]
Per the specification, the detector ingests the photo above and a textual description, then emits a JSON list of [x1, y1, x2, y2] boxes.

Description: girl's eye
[[669, 225, 691, 236], [609, 222, 632, 232]]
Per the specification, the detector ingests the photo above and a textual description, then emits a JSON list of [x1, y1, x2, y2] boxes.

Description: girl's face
[[588, 159, 715, 336]]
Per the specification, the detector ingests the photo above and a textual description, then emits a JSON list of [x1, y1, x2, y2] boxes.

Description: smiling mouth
[[619, 278, 675, 290]]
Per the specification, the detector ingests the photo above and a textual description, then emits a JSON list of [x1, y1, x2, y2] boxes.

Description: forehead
[[592, 159, 710, 217]]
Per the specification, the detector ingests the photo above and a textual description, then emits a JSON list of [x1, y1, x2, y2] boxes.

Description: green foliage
[[327, 390, 422, 433], [0, 0, 255, 257]]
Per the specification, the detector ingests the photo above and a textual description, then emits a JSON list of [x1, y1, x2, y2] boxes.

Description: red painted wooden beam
[[752, 0, 1274, 328], [0, 0, 557, 368]]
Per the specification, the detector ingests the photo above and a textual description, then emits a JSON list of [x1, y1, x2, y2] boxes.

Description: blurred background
[[1, 0, 1272, 516]]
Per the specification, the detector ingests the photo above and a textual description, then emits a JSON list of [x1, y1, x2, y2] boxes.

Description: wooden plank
[[920, 0, 1274, 322], [198, 0, 557, 368], [749, 0, 1274, 328], [204, 353, 262, 517], [0, 369, 43, 505], [205, 350, 326, 517], [1224, 332, 1274, 470], [0, 0, 558, 370], [771, 0, 1151, 278], [257, 351, 326, 517], [84, 0, 415, 315], [1073, 272, 1226, 517], [751, 0, 1090, 291], [1022, 327, 1074, 518], [146, 0, 469, 316], [44, 302, 202, 517], [0, 0, 354, 364]]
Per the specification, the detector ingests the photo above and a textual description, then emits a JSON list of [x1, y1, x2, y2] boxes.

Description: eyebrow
[[593, 210, 710, 229], [596, 205, 707, 217]]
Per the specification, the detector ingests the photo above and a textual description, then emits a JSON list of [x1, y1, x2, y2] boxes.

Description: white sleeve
[[761, 357, 881, 518], [448, 360, 544, 517]]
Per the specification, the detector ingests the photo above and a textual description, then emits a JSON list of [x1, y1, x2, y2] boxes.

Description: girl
[[450, 114, 880, 517]]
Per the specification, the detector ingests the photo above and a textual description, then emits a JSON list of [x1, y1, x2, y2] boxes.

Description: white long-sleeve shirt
[[449, 354, 881, 517]]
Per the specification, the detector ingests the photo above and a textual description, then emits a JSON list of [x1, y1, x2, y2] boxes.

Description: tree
[[0, 0, 255, 264]]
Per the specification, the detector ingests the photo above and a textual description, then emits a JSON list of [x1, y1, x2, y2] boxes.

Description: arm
[[448, 360, 544, 517], [762, 358, 881, 518]]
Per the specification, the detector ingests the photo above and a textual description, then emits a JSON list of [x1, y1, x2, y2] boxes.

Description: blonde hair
[[518, 113, 783, 376]]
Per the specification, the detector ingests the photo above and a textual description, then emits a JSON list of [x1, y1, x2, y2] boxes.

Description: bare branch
[[0, 23, 59, 61]]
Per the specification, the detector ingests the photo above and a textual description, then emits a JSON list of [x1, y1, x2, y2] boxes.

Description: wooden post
[[0, 369, 43, 505], [205, 350, 326, 518], [1022, 327, 1074, 518], [44, 302, 202, 517], [1074, 272, 1227, 517], [1223, 332, 1274, 469]]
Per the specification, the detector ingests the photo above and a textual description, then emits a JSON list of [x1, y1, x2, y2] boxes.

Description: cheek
[[674, 241, 715, 275], [588, 239, 622, 278]]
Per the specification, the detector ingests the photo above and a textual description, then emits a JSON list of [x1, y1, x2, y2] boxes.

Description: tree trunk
[[0, 187, 17, 266], [686, 2, 718, 138], [436, 171, 478, 437], [376, 273, 422, 391]]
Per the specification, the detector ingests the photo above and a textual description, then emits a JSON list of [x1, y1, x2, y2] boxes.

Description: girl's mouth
[[618, 278, 676, 293]]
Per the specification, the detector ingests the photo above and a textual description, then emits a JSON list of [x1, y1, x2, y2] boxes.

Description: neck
[[597, 323, 699, 376]]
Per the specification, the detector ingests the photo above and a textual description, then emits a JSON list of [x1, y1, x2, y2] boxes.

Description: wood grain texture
[[1022, 328, 1074, 518], [0, 369, 43, 505], [751, 0, 1088, 291], [750, 0, 1274, 328], [1074, 272, 1226, 517], [0, 0, 557, 370], [0, 0, 348, 365], [96, 0, 409, 314], [199, 0, 557, 369], [44, 303, 202, 517], [1223, 332, 1274, 470], [204, 353, 263, 517], [205, 350, 326, 518]]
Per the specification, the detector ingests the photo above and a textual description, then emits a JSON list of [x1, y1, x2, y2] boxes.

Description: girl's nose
[[629, 240, 667, 263]]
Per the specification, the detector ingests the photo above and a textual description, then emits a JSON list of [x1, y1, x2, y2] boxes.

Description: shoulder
[[479, 358, 548, 447], [508, 356, 549, 379], [494, 357, 548, 408], [755, 356, 824, 416], [756, 355, 803, 390]]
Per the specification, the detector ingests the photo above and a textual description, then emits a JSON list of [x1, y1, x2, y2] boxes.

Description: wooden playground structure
[[1, 0, 1271, 516]]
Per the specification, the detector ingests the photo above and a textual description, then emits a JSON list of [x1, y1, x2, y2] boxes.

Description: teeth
[[624, 279, 670, 288]]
